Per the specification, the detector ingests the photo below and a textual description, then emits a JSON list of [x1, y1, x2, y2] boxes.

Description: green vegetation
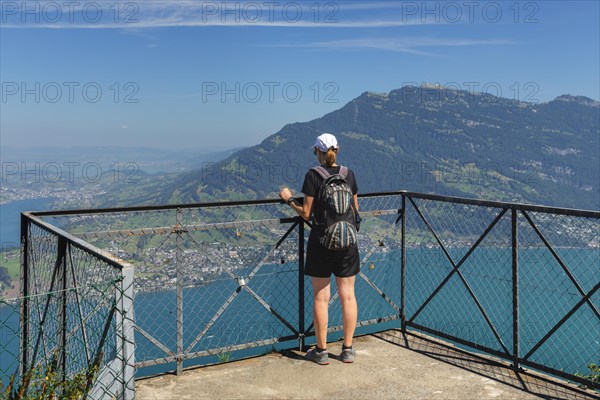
[[0, 250, 20, 298], [0, 250, 20, 280], [216, 351, 232, 363], [575, 359, 600, 390], [1, 350, 101, 400]]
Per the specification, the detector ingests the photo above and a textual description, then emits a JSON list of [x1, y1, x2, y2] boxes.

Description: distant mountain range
[[98, 86, 600, 210], [1, 146, 242, 174]]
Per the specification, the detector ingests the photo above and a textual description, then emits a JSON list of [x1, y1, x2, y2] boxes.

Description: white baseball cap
[[313, 133, 338, 152]]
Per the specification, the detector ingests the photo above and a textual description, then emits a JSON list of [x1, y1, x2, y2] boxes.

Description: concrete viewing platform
[[136, 330, 599, 400]]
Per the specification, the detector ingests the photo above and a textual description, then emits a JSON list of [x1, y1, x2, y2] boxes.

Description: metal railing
[[400, 192, 599, 388], [5, 191, 599, 398], [1, 213, 135, 398]]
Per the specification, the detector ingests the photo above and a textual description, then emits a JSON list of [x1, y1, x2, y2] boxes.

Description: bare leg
[[336, 275, 357, 347], [311, 277, 331, 349]]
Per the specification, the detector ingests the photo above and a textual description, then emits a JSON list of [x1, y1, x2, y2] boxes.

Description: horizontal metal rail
[[23, 212, 133, 271], [27, 191, 600, 219]]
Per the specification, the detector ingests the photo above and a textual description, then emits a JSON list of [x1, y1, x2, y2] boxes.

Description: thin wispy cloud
[[0, 0, 440, 29], [0, 19, 438, 29], [332, 2, 426, 11], [268, 37, 514, 56]]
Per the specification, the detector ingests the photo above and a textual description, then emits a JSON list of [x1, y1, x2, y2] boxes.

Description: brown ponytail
[[324, 147, 337, 167]]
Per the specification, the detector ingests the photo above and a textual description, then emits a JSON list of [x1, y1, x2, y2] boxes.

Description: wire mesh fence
[[1, 215, 134, 399], [404, 197, 515, 355], [32, 201, 305, 379], [402, 193, 599, 389], [0, 298, 20, 391], [518, 211, 600, 379], [3, 192, 599, 398]]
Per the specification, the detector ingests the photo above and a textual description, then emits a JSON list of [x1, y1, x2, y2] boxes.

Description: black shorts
[[304, 232, 360, 278]]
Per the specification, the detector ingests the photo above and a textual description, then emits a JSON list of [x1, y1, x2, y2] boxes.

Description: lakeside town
[[1, 184, 103, 208], [2, 207, 599, 300]]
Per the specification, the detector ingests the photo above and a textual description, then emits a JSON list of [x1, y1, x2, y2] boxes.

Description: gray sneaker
[[340, 347, 356, 363], [306, 348, 329, 365]]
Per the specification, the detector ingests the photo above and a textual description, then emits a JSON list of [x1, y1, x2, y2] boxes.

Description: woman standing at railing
[[279, 133, 360, 365]]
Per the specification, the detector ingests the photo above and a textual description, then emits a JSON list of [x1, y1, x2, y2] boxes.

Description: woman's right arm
[[280, 188, 314, 221]]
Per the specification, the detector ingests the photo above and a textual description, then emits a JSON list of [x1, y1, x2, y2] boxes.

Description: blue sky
[[1, 0, 599, 150]]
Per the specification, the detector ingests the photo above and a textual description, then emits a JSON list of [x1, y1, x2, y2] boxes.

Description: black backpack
[[311, 166, 358, 251]]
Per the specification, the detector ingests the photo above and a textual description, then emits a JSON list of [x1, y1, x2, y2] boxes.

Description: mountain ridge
[[98, 86, 600, 210]]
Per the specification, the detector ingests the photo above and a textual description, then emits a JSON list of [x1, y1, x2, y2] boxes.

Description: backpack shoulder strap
[[311, 166, 331, 180], [312, 166, 348, 180]]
